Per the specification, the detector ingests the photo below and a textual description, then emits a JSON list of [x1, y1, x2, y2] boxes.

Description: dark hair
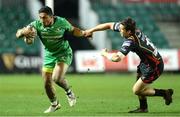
[[38, 6, 53, 16], [120, 17, 136, 34]]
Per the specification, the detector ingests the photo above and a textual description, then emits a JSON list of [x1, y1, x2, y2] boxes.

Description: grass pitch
[[0, 73, 180, 116]]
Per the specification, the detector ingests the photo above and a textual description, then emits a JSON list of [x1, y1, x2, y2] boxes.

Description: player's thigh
[[136, 65, 142, 81], [42, 53, 56, 73], [42, 71, 53, 85], [42, 54, 56, 82], [52, 53, 72, 80], [133, 78, 149, 94], [52, 62, 69, 81]]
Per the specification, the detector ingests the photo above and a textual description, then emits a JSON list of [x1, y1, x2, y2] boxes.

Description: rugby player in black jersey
[[84, 17, 173, 113]]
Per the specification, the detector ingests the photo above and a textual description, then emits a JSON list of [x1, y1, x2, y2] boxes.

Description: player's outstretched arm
[[84, 22, 114, 37], [71, 27, 85, 37], [71, 27, 93, 40], [101, 48, 125, 62]]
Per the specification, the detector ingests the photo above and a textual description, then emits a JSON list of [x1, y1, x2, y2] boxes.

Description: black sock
[[139, 98, 148, 109], [154, 89, 166, 97], [50, 97, 57, 103]]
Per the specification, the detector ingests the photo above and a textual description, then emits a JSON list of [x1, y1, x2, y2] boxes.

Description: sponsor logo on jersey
[[122, 41, 131, 47]]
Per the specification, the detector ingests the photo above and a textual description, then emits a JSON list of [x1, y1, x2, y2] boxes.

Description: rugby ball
[[24, 37, 34, 45]]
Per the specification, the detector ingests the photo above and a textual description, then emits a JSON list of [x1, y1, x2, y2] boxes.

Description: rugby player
[[84, 17, 174, 113], [16, 6, 87, 113]]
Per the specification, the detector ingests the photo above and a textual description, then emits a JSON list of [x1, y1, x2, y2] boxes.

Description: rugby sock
[[139, 98, 148, 109], [51, 99, 58, 105], [50, 97, 57, 103], [55, 79, 70, 92], [154, 89, 166, 97]]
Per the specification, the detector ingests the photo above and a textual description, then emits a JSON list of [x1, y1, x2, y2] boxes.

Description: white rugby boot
[[66, 90, 76, 107], [44, 101, 61, 113]]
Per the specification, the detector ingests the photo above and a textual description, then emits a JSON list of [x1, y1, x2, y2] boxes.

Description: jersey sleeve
[[120, 40, 134, 56], [29, 21, 38, 29], [61, 18, 73, 32], [113, 22, 120, 32]]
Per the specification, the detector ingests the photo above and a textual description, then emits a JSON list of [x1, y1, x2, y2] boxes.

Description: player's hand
[[84, 29, 93, 39], [101, 48, 108, 57], [22, 26, 36, 38]]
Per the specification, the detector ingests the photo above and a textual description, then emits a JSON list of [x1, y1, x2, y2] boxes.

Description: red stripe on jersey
[[144, 53, 160, 65]]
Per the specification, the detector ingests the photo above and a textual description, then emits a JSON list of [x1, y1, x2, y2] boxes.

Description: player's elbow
[[72, 27, 84, 37]]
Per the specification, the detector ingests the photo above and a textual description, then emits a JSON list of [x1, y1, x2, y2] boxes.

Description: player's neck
[[50, 17, 55, 26]]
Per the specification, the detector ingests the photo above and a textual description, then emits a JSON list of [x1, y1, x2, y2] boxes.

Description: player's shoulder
[[30, 20, 42, 29], [55, 16, 67, 22], [56, 16, 63, 20], [54, 16, 70, 26]]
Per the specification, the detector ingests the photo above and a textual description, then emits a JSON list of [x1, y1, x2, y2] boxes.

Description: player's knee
[[52, 76, 59, 82], [42, 72, 53, 88], [53, 78, 58, 83], [132, 88, 141, 95], [54, 77, 65, 84]]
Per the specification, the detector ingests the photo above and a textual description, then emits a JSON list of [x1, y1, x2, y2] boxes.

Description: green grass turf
[[0, 73, 180, 116]]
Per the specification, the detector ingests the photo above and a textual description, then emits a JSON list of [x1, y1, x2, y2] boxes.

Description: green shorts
[[42, 51, 72, 73]]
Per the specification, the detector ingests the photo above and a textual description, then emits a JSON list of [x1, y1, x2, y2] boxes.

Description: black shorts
[[137, 60, 164, 84]]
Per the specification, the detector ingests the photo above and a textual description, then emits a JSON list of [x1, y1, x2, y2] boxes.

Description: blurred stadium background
[[0, 0, 180, 116], [0, 0, 180, 73]]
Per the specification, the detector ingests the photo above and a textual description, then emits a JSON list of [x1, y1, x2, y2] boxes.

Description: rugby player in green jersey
[[16, 6, 88, 113], [84, 17, 173, 113]]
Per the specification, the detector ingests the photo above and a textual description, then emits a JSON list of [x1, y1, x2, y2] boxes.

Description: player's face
[[119, 24, 130, 38], [39, 13, 53, 27]]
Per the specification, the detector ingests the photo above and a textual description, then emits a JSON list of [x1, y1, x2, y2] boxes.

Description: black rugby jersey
[[113, 22, 162, 66]]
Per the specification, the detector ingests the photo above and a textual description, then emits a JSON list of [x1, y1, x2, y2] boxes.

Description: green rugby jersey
[[30, 16, 73, 56]]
